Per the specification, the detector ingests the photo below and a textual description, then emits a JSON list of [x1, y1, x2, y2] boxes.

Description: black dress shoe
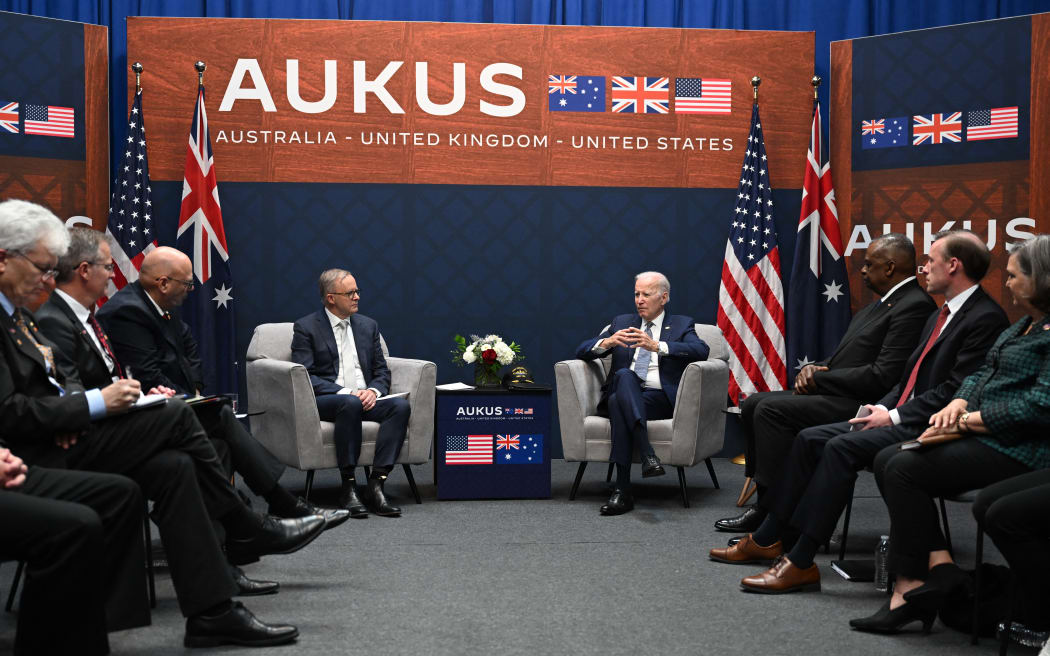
[[849, 599, 936, 634], [226, 515, 326, 564], [641, 453, 666, 478], [599, 489, 634, 516], [337, 483, 370, 518], [231, 565, 279, 597], [272, 497, 352, 531], [184, 601, 298, 647], [368, 477, 401, 517], [714, 504, 766, 532], [902, 562, 971, 611]]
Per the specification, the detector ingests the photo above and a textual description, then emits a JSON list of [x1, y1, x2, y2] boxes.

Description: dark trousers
[[65, 399, 240, 617], [873, 438, 1030, 580], [740, 390, 862, 487], [0, 467, 146, 656], [761, 420, 919, 543], [973, 467, 1050, 629], [315, 394, 410, 469], [194, 402, 285, 495], [600, 368, 672, 467]]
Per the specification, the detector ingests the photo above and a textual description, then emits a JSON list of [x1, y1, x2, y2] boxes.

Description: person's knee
[[337, 394, 364, 417], [391, 397, 410, 418]]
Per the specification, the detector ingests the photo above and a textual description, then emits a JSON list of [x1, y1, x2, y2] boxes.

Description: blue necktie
[[633, 321, 654, 381]]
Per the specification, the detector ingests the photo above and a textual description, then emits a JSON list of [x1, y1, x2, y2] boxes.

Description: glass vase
[[473, 363, 502, 388]]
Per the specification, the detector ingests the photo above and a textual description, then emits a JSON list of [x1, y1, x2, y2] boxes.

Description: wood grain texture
[[1032, 14, 1049, 225], [83, 24, 109, 229], [829, 39, 853, 309], [0, 155, 86, 219], [127, 18, 814, 188]]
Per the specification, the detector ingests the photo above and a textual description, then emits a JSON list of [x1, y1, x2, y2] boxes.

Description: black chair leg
[[838, 480, 856, 561], [143, 509, 156, 609], [677, 466, 690, 508], [363, 466, 371, 479], [605, 462, 614, 483], [972, 520, 983, 646], [999, 574, 1015, 656], [403, 464, 422, 504], [939, 497, 953, 557], [569, 462, 587, 500], [704, 458, 719, 489], [6, 560, 25, 613], [304, 470, 315, 501]]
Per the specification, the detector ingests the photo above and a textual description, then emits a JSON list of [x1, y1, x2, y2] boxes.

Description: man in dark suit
[[709, 230, 1009, 593], [575, 271, 710, 515], [715, 234, 937, 534], [0, 199, 320, 647], [1, 442, 145, 655], [93, 245, 346, 527], [290, 268, 410, 517]]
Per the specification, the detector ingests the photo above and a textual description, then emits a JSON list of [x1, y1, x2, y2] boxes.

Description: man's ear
[[0, 249, 7, 274]]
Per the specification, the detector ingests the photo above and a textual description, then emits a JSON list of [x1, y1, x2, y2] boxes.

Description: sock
[[223, 506, 263, 540], [263, 484, 298, 515], [615, 463, 631, 490], [199, 599, 233, 618], [340, 467, 356, 484], [751, 514, 781, 547], [786, 534, 820, 569], [370, 465, 391, 480]]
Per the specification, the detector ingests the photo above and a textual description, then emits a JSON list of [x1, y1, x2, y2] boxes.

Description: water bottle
[[874, 535, 890, 592]]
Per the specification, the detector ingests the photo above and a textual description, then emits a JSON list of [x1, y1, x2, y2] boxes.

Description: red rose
[[482, 349, 497, 364]]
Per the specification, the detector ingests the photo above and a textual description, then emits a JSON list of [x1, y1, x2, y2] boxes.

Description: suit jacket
[[36, 291, 115, 390], [0, 307, 91, 467], [290, 309, 391, 397], [874, 286, 1008, 426], [575, 312, 709, 407], [811, 278, 936, 403], [95, 281, 203, 394]]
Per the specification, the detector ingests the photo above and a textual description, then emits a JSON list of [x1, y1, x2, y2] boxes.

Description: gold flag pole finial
[[195, 61, 206, 85], [751, 76, 761, 103], [811, 75, 821, 100], [132, 62, 143, 93]]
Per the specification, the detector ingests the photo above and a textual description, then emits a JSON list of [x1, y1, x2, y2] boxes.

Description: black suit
[[761, 286, 1009, 545], [741, 278, 937, 487], [94, 283, 285, 495], [0, 306, 238, 618]]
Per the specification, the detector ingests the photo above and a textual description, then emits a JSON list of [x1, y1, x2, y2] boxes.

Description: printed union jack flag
[[23, 104, 74, 138], [912, 112, 962, 145], [966, 107, 1019, 141], [716, 103, 787, 404], [101, 89, 156, 305], [0, 102, 17, 133], [548, 75, 577, 94], [446, 435, 493, 465], [674, 78, 731, 114], [173, 83, 237, 394], [861, 119, 885, 135], [496, 435, 521, 450], [611, 76, 669, 114]]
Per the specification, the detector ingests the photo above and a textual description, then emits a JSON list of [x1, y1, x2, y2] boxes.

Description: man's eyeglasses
[[159, 275, 194, 290], [330, 290, 360, 298], [89, 261, 115, 272], [11, 251, 58, 281]]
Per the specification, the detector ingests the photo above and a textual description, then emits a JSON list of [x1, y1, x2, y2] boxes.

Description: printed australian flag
[[860, 117, 908, 149], [548, 75, 605, 112], [495, 434, 543, 464]]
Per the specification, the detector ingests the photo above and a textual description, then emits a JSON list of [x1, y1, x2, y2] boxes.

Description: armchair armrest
[[670, 359, 729, 465], [246, 358, 326, 470], [387, 356, 436, 465], [555, 359, 606, 461]]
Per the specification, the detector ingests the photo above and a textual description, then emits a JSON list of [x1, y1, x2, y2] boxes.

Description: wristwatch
[[958, 412, 971, 432]]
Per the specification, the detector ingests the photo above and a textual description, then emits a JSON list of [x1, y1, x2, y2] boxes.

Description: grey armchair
[[554, 323, 730, 507], [245, 322, 437, 503]]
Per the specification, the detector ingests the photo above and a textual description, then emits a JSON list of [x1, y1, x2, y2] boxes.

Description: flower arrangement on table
[[452, 333, 523, 387]]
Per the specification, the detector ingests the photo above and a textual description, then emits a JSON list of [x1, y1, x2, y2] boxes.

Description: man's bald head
[[140, 246, 194, 310]]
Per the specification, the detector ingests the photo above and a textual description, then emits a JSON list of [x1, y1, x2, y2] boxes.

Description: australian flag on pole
[[787, 101, 851, 381], [172, 82, 237, 394]]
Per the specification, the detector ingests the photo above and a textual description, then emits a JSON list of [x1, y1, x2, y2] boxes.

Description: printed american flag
[[912, 112, 962, 145], [716, 103, 787, 403], [674, 78, 731, 114], [102, 90, 156, 304], [0, 102, 17, 133], [23, 104, 74, 138], [172, 83, 237, 394], [446, 435, 493, 465], [966, 107, 1019, 141], [787, 101, 851, 380], [611, 77, 669, 114]]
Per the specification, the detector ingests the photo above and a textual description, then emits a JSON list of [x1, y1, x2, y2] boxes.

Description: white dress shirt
[[325, 309, 380, 398], [54, 288, 117, 378]]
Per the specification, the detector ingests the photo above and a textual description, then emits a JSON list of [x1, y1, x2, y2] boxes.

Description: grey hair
[[635, 271, 670, 295], [318, 268, 353, 300], [56, 227, 106, 283], [0, 199, 70, 257], [1011, 235, 1050, 313]]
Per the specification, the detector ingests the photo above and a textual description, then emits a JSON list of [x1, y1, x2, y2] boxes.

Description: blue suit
[[291, 310, 408, 469], [575, 312, 709, 466]]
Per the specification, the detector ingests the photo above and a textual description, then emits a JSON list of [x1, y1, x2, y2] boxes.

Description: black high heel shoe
[[902, 563, 971, 611], [849, 599, 936, 634]]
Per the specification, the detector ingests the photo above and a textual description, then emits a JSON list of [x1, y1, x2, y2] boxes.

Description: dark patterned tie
[[88, 308, 125, 378], [14, 309, 56, 373]]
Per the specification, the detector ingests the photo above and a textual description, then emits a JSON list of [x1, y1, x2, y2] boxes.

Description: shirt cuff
[[85, 388, 106, 419], [368, 387, 382, 399], [592, 341, 609, 354], [879, 405, 902, 426], [659, 341, 668, 355], [337, 387, 353, 395]]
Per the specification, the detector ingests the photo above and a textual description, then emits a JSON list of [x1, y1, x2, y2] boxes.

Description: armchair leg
[[569, 462, 588, 501], [143, 508, 156, 609], [972, 521, 984, 646], [676, 467, 690, 508], [6, 560, 24, 612], [363, 466, 371, 479], [938, 497, 953, 557], [704, 458, 719, 489], [838, 481, 856, 561], [304, 470, 315, 502], [605, 462, 614, 483], [403, 464, 422, 504]]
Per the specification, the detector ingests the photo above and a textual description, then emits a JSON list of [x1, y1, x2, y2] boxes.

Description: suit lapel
[[52, 294, 109, 367], [349, 315, 371, 378], [1, 309, 48, 372], [317, 311, 339, 370], [134, 283, 180, 352]]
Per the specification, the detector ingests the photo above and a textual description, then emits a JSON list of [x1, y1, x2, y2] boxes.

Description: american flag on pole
[[716, 103, 787, 404], [102, 89, 156, 304], [787, 101, 851, 379], [446, 435, 494, 465], [172, 82, 237, 394]]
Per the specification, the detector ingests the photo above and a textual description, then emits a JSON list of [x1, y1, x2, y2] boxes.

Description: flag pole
[[195, 60, 206, 85], [751, 75, 761, 103], [811, 74, 821, 99], [133, 62, 142, 93]]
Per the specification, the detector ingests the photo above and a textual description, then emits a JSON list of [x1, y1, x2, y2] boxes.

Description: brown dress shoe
[[709, 534, 783, 564], [740, 556, 821, 594]]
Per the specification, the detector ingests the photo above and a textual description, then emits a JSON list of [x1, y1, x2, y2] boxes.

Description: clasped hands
[[600, 327, 660, 352], [793, 364, 828, 395], [914, 398, 969, 442], [1, 447, 27, 489]]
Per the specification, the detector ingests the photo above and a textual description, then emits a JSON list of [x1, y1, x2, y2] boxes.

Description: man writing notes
[[575, 272, 709, 516]]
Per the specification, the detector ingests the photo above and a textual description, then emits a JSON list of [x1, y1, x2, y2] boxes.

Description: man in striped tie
[[575, 272, 710, 515]]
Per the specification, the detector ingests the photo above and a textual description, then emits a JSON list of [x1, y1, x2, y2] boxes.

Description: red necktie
[[896, 304, 950, 407], [88, 309, 125, 379]]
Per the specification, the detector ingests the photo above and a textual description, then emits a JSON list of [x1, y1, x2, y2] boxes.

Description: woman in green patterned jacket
[[851, 234, 1050, 635]]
